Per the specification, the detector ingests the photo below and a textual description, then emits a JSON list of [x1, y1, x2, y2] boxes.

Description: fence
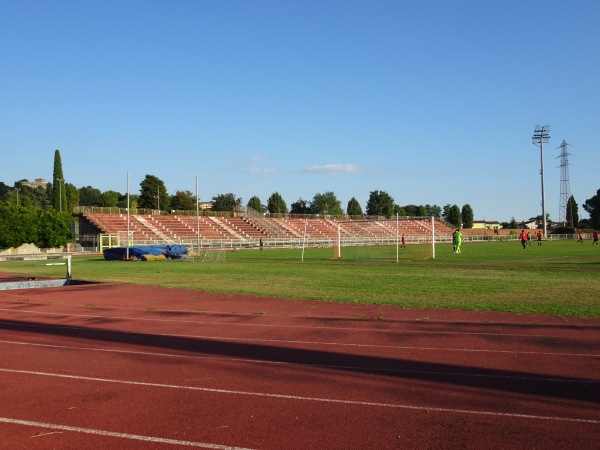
[[73, 205, 383, 221]]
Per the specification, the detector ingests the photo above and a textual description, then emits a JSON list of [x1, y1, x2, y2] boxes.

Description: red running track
[[0, 273, 599, 449]]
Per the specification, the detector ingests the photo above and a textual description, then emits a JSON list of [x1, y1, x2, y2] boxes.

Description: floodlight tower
[[556, 140, 573, 226], [532, 125, 550, 237]]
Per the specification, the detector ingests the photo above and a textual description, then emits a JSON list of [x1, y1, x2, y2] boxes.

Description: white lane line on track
[[0, 417, 252, 449], [1, 339, 599, 384], [0, 307, 595, 339], [1, 368, 599, 425], [0, 321, 598, 358]]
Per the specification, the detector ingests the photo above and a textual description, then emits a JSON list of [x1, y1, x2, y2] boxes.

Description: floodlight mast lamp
[[532, 125, 550, 237]]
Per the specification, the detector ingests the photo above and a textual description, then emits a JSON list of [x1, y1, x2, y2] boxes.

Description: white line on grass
[[2, 339, 598, 384], [0, 417, 252, 449], [1, 368, 598, 425]]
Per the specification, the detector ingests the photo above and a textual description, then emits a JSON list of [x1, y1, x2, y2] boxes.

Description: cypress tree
[[461, 204, 474, 228], [52, 149, 67, 212], [267, 192, 288, 214], [566, 195, 579, 227], [346, 197, 363, 216]]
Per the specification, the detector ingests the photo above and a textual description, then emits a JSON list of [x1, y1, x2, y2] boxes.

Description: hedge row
[[0, 204, 73, 249]]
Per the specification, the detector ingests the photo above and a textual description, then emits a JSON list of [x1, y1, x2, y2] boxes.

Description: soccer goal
[[335, 216, 436, 262], [185, 250, 226, 262]]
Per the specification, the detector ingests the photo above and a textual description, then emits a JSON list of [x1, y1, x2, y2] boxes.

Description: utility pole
[[556, 140, 573, 226], [154, 186, 160, 212], [532, 125, 550, 237]]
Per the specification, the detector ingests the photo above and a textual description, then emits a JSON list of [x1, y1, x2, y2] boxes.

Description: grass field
[[2, 240, 599, 317]]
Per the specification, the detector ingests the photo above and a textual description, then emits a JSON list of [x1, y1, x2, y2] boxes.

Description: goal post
[[336, 215, 436, 262], [99, 234, 120, 253]]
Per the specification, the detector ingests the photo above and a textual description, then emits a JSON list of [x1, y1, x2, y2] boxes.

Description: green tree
[[0, 204, 37, 247], [13, 181, 30, 207], [247, 195, 263, 213], [393, 204, 406, 216], [79, 186, 102, 206], [461, 204, 474, 228], [212, 193, 240, 212], [426, 204, 442, 218], [101, 190, 120, 207], [366, 190, 395, 218], [0, 183, 25, 206], [346, 197, 363, 216], [578, 218, 591, 228], [290, 198, 310, 214], [404, 204, 419, 216], [535, 213, 552, 229], [0, 204, 71, 248], [310, 191, 343, 215], [171, 190, 196, 211], [566, 195, 579, 227], [139, 175, 170, 210], [52, 149, 67, 212], [445, 204, 462, 228], [38, 210, 73, 248], [120, 194, 139, 209], [65, 183, 79, 213], [442, 204, 452, 220], [267, 192, 288, 214], [583, 189, 600, 228], [27, 185, 51, 210], [0, 182, 10, 202]]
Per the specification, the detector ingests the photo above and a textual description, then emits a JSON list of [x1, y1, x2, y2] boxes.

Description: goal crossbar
[[335, 215, 436, 261]]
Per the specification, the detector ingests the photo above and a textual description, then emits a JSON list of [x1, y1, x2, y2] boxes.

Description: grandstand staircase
[[134, 215, 171, 241], [249, 217, 294, 237], [375, 221, 397, 236], [272, 219, 303, 237], [208, 217, 246, 240]]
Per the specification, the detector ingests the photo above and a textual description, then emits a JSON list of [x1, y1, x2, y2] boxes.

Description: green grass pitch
[[2, 240, 599, 317]]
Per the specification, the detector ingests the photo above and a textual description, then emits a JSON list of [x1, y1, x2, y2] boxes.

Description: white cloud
[[246, 168, 279, 175], [304, 163, 361, 174]]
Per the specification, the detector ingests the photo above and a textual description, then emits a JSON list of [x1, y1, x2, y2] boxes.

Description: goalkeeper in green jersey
[[455, 229, 463, 253]]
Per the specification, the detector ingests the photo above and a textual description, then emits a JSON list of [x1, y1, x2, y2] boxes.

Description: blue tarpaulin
[[103, 245, 188, 261]]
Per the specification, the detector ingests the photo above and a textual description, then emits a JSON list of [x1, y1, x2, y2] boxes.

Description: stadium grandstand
[[74, 206, 456, 252]]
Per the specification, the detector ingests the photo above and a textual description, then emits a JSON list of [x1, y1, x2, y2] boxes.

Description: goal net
[[185, 250, 226, 262], [335, 216, 436, 262]]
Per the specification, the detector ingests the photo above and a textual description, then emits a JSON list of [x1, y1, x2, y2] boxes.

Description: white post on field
[[431, 215, 436, 259], [126, 172, 130, 260], [195, 176, 200, 252], [301, 219, 308, 261], [337, 222, 341, 258], [395, 213, 399, 263], [66, 254, 72, 280]]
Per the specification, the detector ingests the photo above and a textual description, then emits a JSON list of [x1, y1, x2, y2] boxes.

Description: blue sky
[[1, 0, 598, 222]]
